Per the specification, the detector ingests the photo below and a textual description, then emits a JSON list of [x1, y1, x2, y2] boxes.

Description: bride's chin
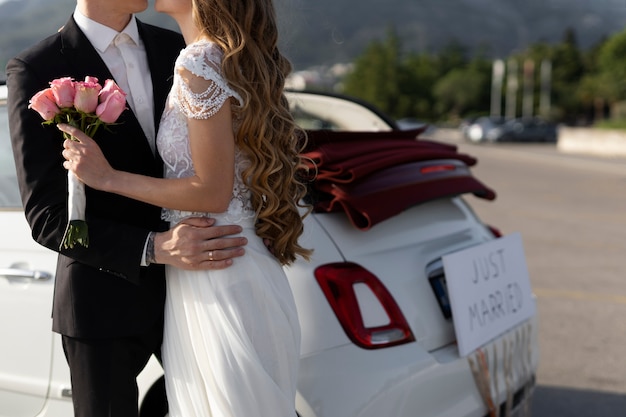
[[132, 0, 150, 13], [153, 0, 191, 15], [153, 0, 172, 14]]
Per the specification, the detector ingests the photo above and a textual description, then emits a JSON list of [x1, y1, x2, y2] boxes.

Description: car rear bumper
[[296, 317, 538, 417]]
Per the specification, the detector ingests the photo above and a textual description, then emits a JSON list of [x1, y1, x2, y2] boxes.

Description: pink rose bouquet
[[29, 76, 127, 249]]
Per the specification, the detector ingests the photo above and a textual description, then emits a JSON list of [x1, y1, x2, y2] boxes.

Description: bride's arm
[[59, 99, 235, 213]]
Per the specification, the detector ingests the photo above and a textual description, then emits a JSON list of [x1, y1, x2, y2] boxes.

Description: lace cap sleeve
[[174, 41, 242, 119]]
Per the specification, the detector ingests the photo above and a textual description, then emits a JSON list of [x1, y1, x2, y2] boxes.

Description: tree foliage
[[433, 67, 489, 119], [340, 24, 626, 125], [342, 27, 406, 117]]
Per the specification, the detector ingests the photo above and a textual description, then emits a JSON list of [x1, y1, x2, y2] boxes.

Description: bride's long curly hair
[[192, 0, 312, 265]]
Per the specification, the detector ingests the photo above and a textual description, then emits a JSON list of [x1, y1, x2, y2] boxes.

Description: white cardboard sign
[[442, 232, 535, 357]]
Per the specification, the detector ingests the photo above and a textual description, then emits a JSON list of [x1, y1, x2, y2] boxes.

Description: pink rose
[[49, 77, 75, 108], [99, 79, 126, 102], [74, 78, 102, 113], [96, 90, 127, 123], [28, 88, 61, 121]]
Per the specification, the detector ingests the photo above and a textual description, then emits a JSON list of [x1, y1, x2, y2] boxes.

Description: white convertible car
[[0, 83, 538, 417]]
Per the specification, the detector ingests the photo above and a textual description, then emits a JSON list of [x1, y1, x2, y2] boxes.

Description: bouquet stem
[[61, 171, 89, 249]]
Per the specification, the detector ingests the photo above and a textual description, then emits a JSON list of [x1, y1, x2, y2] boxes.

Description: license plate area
[[427, 260, 452, 319]]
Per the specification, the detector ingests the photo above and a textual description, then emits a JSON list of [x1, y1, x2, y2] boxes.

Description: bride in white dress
[[60, 0, 312, 415], [158, 40, 302, 417]]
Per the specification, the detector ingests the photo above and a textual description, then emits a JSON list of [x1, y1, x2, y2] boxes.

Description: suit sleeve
[[7, 56, 151, 285]]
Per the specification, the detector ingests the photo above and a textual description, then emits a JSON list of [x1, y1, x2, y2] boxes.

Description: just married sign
[[442, 232, 535, 357]]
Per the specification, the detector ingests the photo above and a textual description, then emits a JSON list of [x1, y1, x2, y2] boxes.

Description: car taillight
[[314, 262, 415, 349]]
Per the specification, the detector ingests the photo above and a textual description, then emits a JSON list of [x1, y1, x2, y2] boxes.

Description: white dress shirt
[[73, 8, 155, 148], [73, 8, 156, 265]]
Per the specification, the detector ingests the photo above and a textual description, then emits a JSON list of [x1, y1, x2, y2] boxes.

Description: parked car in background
[[464, 116, 557, 143], [463, 116, 507, 143], [1, 85, 538, 417], [493, 117, 558, 142]]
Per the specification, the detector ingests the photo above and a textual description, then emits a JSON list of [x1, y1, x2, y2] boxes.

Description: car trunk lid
[[314, 197, 495, 352]]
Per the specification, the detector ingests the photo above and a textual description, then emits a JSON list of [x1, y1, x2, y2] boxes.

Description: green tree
[[436, 41, 468, 76], [433, 67, 488, 119], [343, 29, 480, 121], [342, 27, 445, 120], [340, 23, 621, 124], [551, 28, 585, 120], [577, 73, 614, 121], [597, 29, 626, 101], [342, 27, 404, 116], [397, 54, 439, 120]]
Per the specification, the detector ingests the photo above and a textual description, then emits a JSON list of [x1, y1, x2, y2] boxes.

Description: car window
[[0, 95, 22, 209], [291, 107, 337, 130]]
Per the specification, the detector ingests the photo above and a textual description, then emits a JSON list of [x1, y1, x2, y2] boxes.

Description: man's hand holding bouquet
[[28, 76, 126, 249]]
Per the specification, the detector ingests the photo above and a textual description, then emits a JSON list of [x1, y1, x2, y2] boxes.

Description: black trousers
[[61, 322, 163, 417]]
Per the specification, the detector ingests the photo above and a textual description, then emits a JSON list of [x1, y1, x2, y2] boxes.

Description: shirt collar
[[73, 6, 141, 53]]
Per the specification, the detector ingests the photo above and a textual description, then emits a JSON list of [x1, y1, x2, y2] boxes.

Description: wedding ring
[[208, 250, 214, 261]]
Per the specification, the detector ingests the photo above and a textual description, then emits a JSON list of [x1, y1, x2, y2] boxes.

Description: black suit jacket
[[6, 16, 185, 338]]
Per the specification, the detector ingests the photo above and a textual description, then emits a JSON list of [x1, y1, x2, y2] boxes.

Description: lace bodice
[[157, 40, 255, 225]]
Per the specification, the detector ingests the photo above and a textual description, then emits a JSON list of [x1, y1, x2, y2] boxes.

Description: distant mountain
[[278, 0, 626, 68], [2, 0, 626, 78]]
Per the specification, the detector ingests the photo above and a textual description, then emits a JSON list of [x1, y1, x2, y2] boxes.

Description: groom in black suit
[[6, 1, 247, 416]]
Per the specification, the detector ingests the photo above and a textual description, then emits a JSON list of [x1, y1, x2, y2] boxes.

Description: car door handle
[[0, 268, 53, 281]]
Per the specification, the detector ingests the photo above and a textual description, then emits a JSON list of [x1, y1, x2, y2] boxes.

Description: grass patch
[[594, 119, 626, 130]]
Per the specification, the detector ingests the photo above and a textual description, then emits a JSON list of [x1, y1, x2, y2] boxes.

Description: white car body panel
[[0, 210, 66, 417], [312, 198, 492, 352], [0, 209, 162, 416], [296, 322, 538, 417], [0, 210, 56, 417]]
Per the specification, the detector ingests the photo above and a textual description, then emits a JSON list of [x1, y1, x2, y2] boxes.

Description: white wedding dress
[[156, 40, 301, 417]]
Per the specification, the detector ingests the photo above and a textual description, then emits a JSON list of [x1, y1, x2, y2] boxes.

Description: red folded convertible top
[[301, 128, 496, 230]]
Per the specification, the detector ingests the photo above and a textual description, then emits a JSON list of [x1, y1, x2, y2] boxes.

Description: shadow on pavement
[[531, 385, 626, 417]]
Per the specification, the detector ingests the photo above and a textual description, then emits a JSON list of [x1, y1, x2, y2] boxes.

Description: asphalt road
[[430, 131, 626, 417]]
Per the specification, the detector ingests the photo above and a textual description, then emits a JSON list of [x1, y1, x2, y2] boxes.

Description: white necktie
[[114, 33, 156, 154]]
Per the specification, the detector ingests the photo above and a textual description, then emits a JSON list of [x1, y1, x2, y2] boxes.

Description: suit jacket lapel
[[138, 19, 174, 137], [58, 17, 157, 161], [59, 17, 115, 89]]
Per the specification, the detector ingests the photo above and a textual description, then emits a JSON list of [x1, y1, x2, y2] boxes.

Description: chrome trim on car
[[0, 267, 53, 280]]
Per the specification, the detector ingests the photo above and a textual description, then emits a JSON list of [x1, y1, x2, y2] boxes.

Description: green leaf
[[60, 220, 89, 250]]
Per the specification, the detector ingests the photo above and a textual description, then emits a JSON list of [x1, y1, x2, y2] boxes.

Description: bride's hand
[[59, 123, 116, 191]]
